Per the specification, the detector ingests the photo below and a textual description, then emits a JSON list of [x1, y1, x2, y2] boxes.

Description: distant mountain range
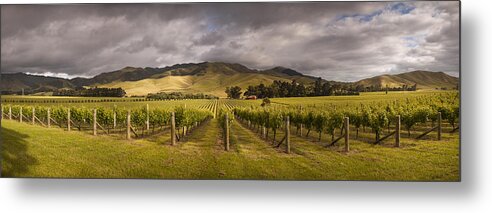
[[0, 62, 459, 97]]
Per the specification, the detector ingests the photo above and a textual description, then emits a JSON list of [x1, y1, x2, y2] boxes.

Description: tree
[[411, 83, 418, 91], [258, 84, 267, 98], [296, 83, 307, 97], [289, 80, 298, 97], [261, 98, 271, 107], [244, 85, 256, 97], [321, 82, 332, 96], [314, 77, 323, 96], [225, 86, 242, 99]]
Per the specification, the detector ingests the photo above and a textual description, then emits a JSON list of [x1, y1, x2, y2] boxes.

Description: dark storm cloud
[[1, 2, 459, 81]]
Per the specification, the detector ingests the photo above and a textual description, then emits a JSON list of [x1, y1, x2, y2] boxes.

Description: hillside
[[98, 62, 318, 97], [355, 70, 459, 90], [70, 63, 206, 86], [0, 73, 74, 94], [1, 63, 459, 97]]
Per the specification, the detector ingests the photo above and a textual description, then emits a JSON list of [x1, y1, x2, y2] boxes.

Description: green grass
[[270, 90, 458, 107], [1, 118, 459, 180]]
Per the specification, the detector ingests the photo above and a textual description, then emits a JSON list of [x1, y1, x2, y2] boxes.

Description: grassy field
[[1, 117, 459, 180], [0, 91, 460, 180], [270, 90, 458, 107]]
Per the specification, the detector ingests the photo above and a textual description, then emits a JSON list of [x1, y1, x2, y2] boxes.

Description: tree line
[[53, 87, 126, 97], [226, 79, 360, 99], [225, 78, 422, 99], [147, 92, 218, 100]]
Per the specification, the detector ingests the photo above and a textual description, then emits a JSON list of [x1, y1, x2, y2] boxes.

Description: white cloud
[[25, 72, 92, 79], [1, 2, 459, 82]]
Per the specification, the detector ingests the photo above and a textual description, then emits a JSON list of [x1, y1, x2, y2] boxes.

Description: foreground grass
[[1, 119, 459, 180]]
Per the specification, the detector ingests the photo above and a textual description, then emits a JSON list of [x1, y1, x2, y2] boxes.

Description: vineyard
[[1, 102, 214, 142], [0, 91, 460, 180], [1, 91, 459, 148], [233, 91, 459, 147]]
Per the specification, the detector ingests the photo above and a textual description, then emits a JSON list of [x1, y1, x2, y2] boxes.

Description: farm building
[[245, 95, 257, 100]]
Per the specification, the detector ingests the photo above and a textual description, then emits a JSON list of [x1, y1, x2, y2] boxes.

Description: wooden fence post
[[146, 104, 150, 131], [47, 108, 51, 128], [113, 110, 117, 130], [344, 117, 349, 152], [286, 116, 291, 154], [93, 109, 97, 136], [437, 112, 442, 141], [300, 106, 303, 136], [67, 108, 71, 131], [395, 115, 400, 147], [171, 112, 176, 146], [225, 114, 230, 151], [126, 110, 131, 140], [262, 126, 266, 139], [20, 107, 23, 123], [9, 106, 12, 120], [32, 107, 35, 125]]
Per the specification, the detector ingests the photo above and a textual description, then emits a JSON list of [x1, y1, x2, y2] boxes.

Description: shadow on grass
[[1, 127, 38, 177]]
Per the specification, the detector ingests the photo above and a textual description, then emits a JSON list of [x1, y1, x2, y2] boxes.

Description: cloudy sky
[[1, 1, 459, 81]]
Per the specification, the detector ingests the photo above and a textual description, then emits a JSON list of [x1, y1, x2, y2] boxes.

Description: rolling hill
[[1, 62, 459, 97], [96, 62, 321, 97], [355, 70, 459, 90], [0, 73, 75, 94]]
